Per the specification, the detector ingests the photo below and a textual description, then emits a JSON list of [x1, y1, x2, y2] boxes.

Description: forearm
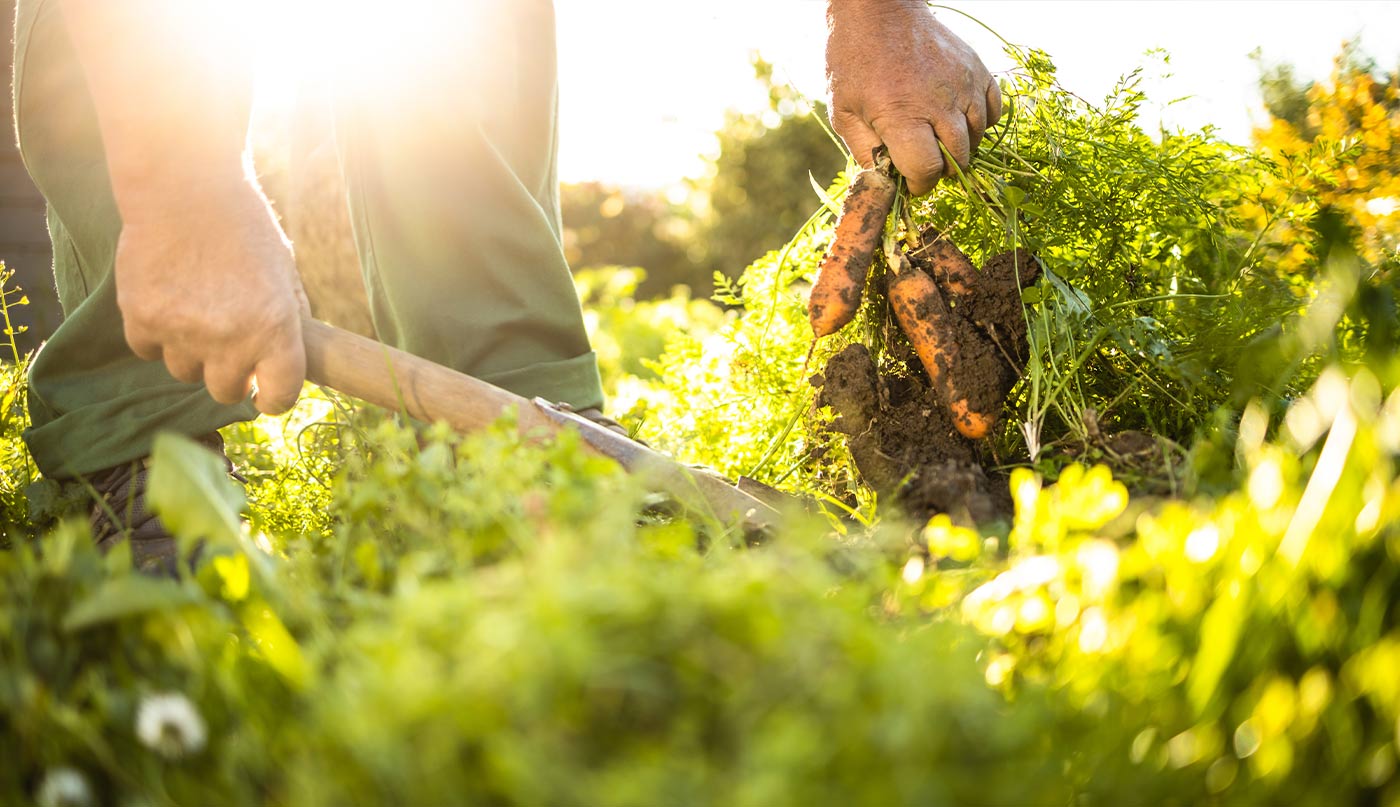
[[59, 0, 255, 210], [827, 0, 926, 25], [828, 0, 925, 12]]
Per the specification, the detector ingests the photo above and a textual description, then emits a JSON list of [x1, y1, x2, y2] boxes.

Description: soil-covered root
[[816, 341, 881, 437], [808, 239, 1044, 522], [899, 242, 1045, 427], [1067, 409, 1186, 496], [966, 248, 1042, 368], [807, 152, 897, 338], [909, 234, 978, 297], [814, 343, 1002, 521], [898, 459, 1005, 526], [888, 253, 1006, 439]]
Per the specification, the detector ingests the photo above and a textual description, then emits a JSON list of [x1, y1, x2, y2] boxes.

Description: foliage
[[1248, 42, 1400, 275], [0, 391, 1083, 806], [0, 265, 38, 544], [4, 352, 1400, 803], [0, 263, 32, 364], [631, 223, 836, 494], [1239, 45, 1400, 405], [559, 183, 700, 297], [932, 367, 1400, 805], [560, 58, 847, 299], [5, 34, 1400, 807], [631, 45, 1317, 497], [573, 266, 730, 425], [907, 47, 1313, 458], [688, 57, 848, 283]]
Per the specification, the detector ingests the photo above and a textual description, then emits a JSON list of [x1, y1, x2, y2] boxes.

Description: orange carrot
[[949, 400, 994, 441], [808, 153, 897, 338], [888, 252, 996, 440], [914, 238, 978, 299]]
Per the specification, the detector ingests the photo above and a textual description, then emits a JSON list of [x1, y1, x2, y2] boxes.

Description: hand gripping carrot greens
[[807, 148, 898, 338]]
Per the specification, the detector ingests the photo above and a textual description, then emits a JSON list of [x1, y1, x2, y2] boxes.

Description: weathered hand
[[115, 183, 308, 415], [826, 0, 1002, 195]]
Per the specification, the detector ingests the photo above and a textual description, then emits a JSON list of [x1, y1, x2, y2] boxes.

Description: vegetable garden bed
[[2, 42, 1399, 807]]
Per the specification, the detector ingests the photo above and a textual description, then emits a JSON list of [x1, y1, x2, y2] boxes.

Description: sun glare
[[246, 2, 510, 111], [232, 0, 1400, 188]]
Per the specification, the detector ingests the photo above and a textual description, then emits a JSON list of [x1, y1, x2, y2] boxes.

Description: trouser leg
[[329, 0, 603, 409], [13, 0, 255, 479]]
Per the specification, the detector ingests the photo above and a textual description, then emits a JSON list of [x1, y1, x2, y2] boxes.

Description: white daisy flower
[[135, 692, 208, 759], [35, 766, 93, 807]]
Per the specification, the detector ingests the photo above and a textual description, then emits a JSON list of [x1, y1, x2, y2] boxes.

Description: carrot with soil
[[910, 233, 978, 298], [888, 250, 1004, 440], [807, 149, 897, 338]]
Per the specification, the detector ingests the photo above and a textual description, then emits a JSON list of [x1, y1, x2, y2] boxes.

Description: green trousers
[[13, 0, 603, 479]]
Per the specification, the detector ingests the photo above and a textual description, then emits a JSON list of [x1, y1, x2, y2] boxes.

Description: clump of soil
[[813, 236, 1042, 524], [814, 343, 1004, 524], [1063, 408, 1186, 497]]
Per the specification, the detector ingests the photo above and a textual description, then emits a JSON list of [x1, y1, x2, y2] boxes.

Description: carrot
[[888, 252, 997, 440], [949, 400, 994, 440], [913, 237, 978, 299], [808, 152, 897, 338]]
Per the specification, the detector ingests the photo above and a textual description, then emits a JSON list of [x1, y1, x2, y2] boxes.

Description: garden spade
[[299, 316, 784, 534]]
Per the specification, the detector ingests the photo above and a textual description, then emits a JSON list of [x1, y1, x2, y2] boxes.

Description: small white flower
[[35, 766, 93, 807], [136, 692, 207, 759]]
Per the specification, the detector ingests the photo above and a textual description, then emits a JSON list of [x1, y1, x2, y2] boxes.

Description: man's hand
[[826, 0, 1002, 195], [62, 0, 307, 414], [116, 184, 308, 415]]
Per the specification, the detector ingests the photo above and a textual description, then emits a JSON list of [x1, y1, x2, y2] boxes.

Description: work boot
[[83, 433, 237, 577]]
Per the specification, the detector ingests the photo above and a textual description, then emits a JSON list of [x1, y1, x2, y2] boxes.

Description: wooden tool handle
[[300, 316, 559, 437], [300, 316, 780, 532]]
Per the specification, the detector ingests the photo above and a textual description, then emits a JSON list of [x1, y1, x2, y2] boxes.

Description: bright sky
[[554, 1, 1400, 188]]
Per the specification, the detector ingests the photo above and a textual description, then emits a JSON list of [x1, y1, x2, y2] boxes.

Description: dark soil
[[967, 248, 1041, 366], [1062, 408, 1186, 496], [814, 343, 1005, 524], [812, 236, 1043, 524]]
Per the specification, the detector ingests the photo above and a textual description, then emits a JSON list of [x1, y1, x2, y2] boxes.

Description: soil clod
[[815, 343, 1003, 521]]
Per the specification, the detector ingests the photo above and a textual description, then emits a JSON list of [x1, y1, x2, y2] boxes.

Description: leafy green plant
[[1, 265, 38, 544], [3, 31, 1400, 807], [925, 365, 1400, 805]]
